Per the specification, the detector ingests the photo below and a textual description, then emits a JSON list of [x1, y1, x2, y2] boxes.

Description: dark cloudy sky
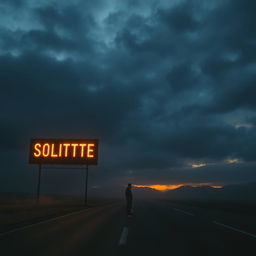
[[1, 0, 256, 196]]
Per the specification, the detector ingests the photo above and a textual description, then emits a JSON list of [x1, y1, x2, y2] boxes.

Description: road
[[0, 199, 256, 256]]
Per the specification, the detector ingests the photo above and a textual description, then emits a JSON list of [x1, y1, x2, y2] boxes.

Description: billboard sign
[[29, 139, 98, 165]]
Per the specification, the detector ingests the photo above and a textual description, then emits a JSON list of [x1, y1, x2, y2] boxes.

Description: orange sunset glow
[[133, 183, 223, 191], [134, 184, 184, 191]]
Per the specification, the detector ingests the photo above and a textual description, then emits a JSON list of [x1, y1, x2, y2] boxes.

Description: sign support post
[[84, 164, 89, 206], [29, 138, 98, 206], [37, 164, 42, 204]]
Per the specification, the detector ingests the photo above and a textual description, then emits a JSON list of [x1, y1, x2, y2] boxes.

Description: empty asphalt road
[[1, 199, 256, 256]]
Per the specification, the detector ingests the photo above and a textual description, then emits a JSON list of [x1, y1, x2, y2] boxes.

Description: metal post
[[84, 165, 89, 206], [37, 164, 42, 204]]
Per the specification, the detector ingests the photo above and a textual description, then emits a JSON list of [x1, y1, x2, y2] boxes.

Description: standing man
[[125, 183, 133, 216]]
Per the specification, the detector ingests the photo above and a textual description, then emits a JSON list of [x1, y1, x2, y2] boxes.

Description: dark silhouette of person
[[125, 183, 133, 216]]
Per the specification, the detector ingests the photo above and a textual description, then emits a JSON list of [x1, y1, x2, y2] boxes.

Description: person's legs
[[126, 200, 132, 215]]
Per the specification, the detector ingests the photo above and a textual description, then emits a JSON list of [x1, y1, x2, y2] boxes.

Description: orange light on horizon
[[133, 183, 223, 191], [134, 184, 184, 191], [190, 183, 223, 188], [211, 185, 223, 189], [191, 163, 207, 168], [226, 158, 240, 164]]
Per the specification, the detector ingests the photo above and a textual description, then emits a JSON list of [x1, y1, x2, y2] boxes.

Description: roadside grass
[[0, 194, 114, 231]]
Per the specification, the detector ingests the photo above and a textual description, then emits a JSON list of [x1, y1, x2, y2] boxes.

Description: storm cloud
[[1, 0, 256, 195]]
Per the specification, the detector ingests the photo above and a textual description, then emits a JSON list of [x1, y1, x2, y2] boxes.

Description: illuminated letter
[[71, 143, 78, 157], [34, 143, 41, 157], [51, 143, 58, 158], [79, 144, 87, 157], [59, 143, 63, 157], [42, 143, 50, 157], [87, 143, 95, 158], [63, 143, 70, 157]]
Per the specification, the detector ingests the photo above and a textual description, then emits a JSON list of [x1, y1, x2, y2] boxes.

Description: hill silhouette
[[163, 182, 256, 201]]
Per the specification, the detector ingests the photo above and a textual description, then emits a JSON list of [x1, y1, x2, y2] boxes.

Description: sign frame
[[29, 138, 99, 206]]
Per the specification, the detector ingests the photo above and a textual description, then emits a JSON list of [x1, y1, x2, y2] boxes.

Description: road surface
[[1, 200, 255, 255]]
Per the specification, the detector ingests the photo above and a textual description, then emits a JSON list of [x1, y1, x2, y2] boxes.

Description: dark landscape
[[1, 0, 256, 255]]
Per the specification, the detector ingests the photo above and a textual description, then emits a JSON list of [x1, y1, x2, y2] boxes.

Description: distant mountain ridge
[[134, 182, 256, 201], [164, 182, 256, 201]]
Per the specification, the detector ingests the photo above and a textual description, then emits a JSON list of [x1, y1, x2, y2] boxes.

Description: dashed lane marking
[[173, 208, 195, 216], [213, 221, 256, 239], [119, 226, 128, 246]]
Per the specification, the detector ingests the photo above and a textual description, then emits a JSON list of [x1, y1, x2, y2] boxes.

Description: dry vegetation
[[0, 194, 112, 232]]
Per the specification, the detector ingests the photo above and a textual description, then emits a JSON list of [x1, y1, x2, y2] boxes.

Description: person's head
[[128, 183, 132, 188]]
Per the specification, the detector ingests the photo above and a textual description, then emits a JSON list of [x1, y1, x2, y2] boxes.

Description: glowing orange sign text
[[29, 139, 98, 165]]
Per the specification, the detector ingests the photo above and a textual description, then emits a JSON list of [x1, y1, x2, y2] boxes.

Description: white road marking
[[0, 208, 90, 237], [213, 221, 256, 239], [119, 227, 128, 246], [173, 208, 195, 216]]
